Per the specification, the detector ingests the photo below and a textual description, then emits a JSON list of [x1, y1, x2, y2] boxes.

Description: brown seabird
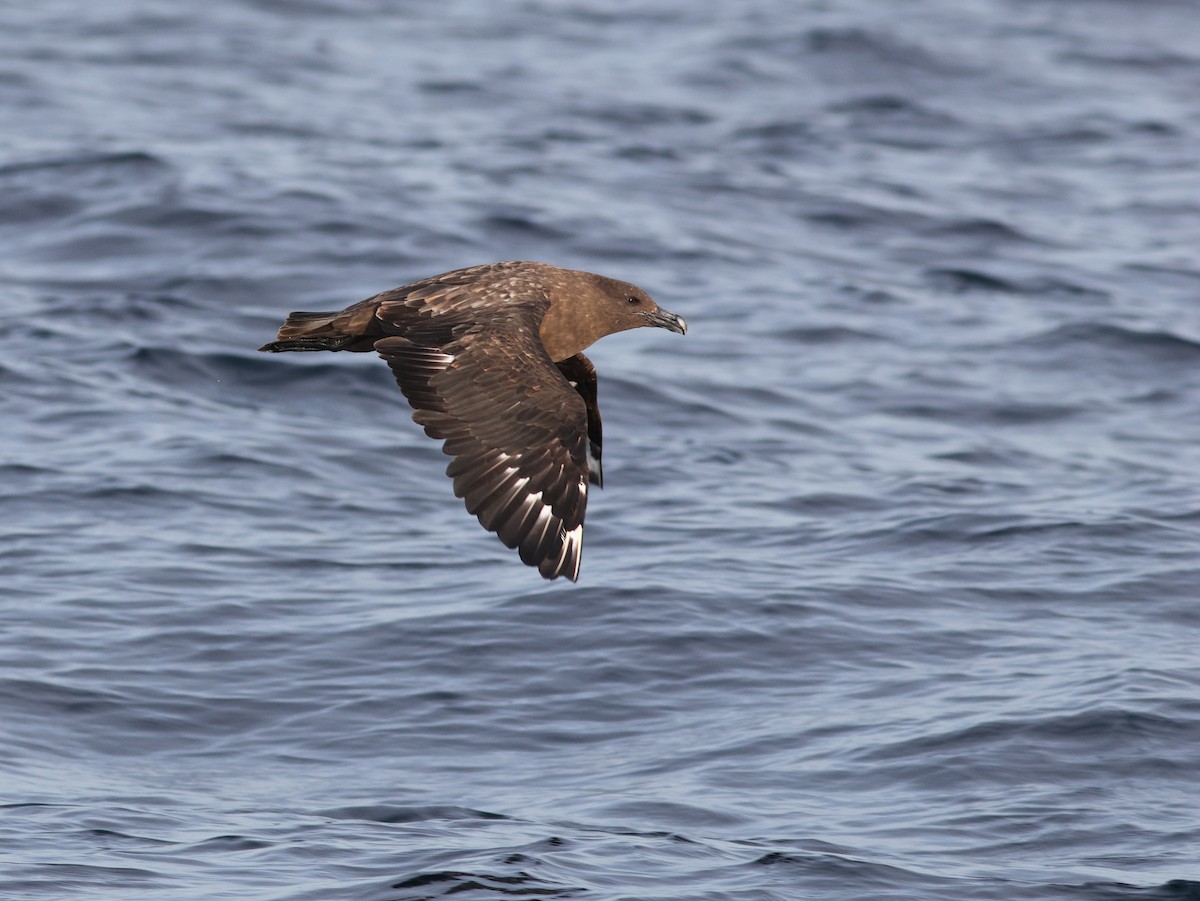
[[259, 261, 687, 581]]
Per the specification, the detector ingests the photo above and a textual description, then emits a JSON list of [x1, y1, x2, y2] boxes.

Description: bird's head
[[609, 281, 689, 337], [539, 267, 687, 360]]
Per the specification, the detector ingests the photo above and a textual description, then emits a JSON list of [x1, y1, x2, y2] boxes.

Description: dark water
[[3, 0, 1200, 898]]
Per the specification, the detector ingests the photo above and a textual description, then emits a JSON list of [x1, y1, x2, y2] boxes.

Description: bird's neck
[[539, 302, 603, 362]]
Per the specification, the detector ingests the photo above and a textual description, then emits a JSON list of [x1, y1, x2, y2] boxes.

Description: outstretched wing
[[373, 284, 592, 581]]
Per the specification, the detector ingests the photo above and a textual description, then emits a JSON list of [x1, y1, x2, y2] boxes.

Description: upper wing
[[373, 286, 592, 581]]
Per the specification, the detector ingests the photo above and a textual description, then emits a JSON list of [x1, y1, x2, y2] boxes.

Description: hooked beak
[[645, 308, 688, 335]]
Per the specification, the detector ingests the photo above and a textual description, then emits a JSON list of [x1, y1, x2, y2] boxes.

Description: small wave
[[880, 398, 1081, 426], [778, 324, 887, 344], [1056, 878, 1200, 901], [0, 151, 175, 236], [919, 216, 1046, 245], [0, 150, 169, 180], [862, 706, 1195, 764], [1063, 48, 1200, 73], [732, 26, 971, 79], [925, 267, 1111, 299], [752, 848, 956, 894], [388, 869, 579, 899], [318, 805, 509, 824], [827, 94, 967, 148], [477, 213, 570, 241], [576, 101, 714, 128], [1015, 322, 1200, 362]]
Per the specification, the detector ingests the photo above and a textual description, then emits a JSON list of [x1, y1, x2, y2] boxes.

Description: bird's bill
[[646, 308, 687, 335]]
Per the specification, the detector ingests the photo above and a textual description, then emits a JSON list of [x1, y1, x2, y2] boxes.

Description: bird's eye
[[627, 296, 642, 305]]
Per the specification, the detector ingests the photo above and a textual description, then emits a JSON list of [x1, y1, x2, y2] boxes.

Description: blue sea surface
[[2, 1, 1200, 898]]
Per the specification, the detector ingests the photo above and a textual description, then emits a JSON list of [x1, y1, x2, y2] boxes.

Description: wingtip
[[536, 523, 583, 582], [539, 554, 581, 582]]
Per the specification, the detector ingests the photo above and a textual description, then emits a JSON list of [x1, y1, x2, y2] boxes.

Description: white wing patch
[[555, 522, 584, 582], [584, 444, 601, 486]]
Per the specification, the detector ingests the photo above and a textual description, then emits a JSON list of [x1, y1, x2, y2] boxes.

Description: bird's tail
[[258, 305, 379, 353]]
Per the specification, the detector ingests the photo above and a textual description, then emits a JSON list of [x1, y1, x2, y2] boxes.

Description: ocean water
[[2, 0, 1200, 898]]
